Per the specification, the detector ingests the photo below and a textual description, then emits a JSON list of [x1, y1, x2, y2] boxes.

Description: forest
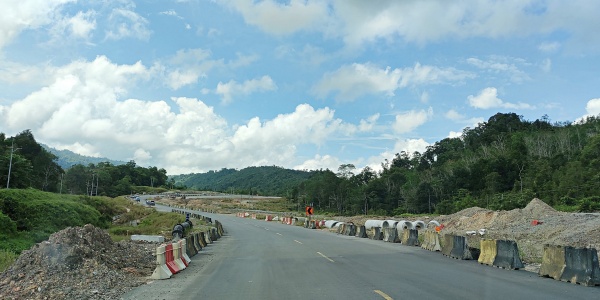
[[2, 112, 600, 215], [0, 130, 172, 197], [290, 113, 600, 215]]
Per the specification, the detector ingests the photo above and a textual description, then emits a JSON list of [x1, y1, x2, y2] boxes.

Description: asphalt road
[[123, 209, 599, 300]]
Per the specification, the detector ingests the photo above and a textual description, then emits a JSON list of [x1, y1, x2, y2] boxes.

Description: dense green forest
[[290, 113, 600, 215], [171, 166, 315, 196], [0, 130, 173, 197]]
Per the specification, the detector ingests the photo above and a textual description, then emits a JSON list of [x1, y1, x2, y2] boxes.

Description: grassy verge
[[0, 249, 18, 272]]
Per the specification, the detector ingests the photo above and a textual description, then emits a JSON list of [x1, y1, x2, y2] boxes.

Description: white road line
[[374, 290, 393, 300], [276, 233, 282, 236], [317, 252, 334, 263], [294, 240, 303, 244]]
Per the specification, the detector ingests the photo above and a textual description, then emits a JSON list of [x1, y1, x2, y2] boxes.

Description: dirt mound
[[522, 198, 559, 217], [0, 224, 157, 300]]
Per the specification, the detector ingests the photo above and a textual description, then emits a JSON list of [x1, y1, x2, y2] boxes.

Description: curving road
[[123, 208, 599, 300]]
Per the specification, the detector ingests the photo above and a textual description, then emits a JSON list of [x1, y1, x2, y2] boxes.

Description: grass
[[0, 249, 18, 273]]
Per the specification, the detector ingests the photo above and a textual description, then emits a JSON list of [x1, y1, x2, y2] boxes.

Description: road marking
[[317, 252, 334, 262], [374, 290, 393, 300], [276, 233, 282, 236], [294, 240, 303, 244]]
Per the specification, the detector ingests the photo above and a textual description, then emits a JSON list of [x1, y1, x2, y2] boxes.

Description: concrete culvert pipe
[[412, 220, 426, 230], [324, 220, 339, 229], [396, 220, 414, 230], [381, 220, 399, 229], [364, 220, 384, 230], [428, 220, 440, 228]]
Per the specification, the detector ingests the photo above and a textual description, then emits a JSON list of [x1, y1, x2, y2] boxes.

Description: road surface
[[122, 208, 599, 300]]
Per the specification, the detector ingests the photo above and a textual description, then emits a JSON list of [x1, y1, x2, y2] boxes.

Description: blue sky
[[1, 0, 599, 175]]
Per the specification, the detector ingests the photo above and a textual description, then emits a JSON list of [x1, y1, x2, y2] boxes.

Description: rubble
[[0, 224, 157, 300]]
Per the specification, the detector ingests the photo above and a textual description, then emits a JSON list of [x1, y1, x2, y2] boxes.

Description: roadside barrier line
[[374, 290, 393, 300], [294, 240, 303, 244], [317, 251, 335, 263]]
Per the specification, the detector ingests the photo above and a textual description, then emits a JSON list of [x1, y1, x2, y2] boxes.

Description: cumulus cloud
[[468, 87, 534, 110], [445, 109, 464, 121], [576, 98, 600, 123], [0, 55, 359, 174], [105, 8, 151, 40], [162, 48, 223, 90], [313, 63, 473, 102], [215, 76, 277, 104], [392, 107, 433, 134]]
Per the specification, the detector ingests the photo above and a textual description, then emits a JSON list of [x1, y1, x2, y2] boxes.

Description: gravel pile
[[0, 224, 157, 300], [435, 198, 600, 263]]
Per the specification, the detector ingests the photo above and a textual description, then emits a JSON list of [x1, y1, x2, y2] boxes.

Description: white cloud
[[392, 107, 433, 134], [365, 138, 430, 173], [222, 0, 329, 35], [466, 57, 530, 83], [314, 63, 473, 102], [586, 98, 600, 115], [49, 10, 97, 42], [538, 41, 561, 53], [294, 154, 342, 172], [105, 8, 151, 40], [445, 109, 464, 121], [215, 76, 277, 104], [468, 87, 534, 110], [358, 114, 379, 132], [162, 48, 223, 90], [540, 58, 552, 72], [0, 0, 74, 49]]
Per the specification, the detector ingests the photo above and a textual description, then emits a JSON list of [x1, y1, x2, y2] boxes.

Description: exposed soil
[[0, 224, 157, 300], [326, 198, 600, 265]]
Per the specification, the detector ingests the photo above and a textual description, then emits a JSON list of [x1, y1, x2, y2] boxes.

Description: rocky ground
[[0, 225, 157, 300], [331, 198, 600, 265]]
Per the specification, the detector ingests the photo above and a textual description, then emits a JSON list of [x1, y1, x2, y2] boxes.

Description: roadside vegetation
[[0, 189, 206, 272]]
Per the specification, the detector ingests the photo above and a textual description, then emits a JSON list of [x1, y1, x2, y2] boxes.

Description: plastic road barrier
[[165, 243, 180, 274], [356, 225, 368, 238], [479, 239, 523, 269], [539, 245, 600, 286], [151, 244, 173, 280], [172, 242, 187, 270], [442, 235, 473, 260], [421, 230, 441, 251], [383, 227, 400, 243], [371, 227, 383, 240], [401, 229, 419, 246]]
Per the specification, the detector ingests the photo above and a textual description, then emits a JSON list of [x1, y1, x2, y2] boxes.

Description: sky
[[1, 0, 599, 175]]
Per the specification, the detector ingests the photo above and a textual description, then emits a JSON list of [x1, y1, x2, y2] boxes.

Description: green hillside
[[171, 166, 315, 196]]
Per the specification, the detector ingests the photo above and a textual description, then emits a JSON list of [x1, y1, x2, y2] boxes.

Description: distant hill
[[42, 144, 126, 169], [171, 166, 316, 196]]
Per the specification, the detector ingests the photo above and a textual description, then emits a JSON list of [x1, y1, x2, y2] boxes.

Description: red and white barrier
[[151, 244, 173, 279], [165, 243, 180, 274]]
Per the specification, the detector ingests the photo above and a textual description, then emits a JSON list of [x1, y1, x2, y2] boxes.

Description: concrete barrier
[[193, 232, 202, 252], [371, 227, 383, 240], [442, 235, 473, 260], [401, 229, 419, 246], [383, 227, 400, 243], [151, 244, 172, 280], [199, 232, 208, 248], [478, 239, 497, 266], [131, 235, 165, 243], [344, 224, 356, 236], [539, 245, 600, 286], [356, 225, 368, 238], [421, 230, 441, 251], [493, 240, 524, 270]]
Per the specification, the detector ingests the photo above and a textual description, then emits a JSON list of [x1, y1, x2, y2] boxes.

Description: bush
[[0, 249, 18, 273]]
